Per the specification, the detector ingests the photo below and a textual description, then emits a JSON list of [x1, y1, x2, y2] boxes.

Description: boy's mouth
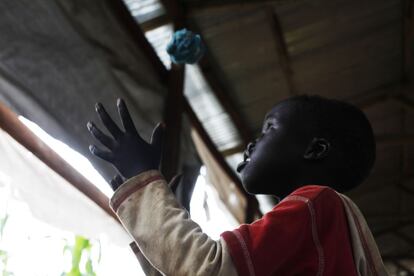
[[237, 150, 252, 172], [236, 159, 250, 172]]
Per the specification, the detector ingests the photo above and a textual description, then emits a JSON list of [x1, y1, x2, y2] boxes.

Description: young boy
[[87, 95, 388, 275]]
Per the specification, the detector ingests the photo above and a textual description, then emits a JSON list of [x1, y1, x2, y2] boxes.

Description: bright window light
[[18, 116, 113, 197], [190, 167, 238, 239], [0, 117, 145, 276], [145, 24, 173, 69]]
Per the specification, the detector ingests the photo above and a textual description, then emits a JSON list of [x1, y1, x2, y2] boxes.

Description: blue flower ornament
[[166, 28, 206, 65]]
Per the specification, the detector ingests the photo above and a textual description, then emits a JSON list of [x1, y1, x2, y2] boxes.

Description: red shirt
[[221, 185, 358, 276]]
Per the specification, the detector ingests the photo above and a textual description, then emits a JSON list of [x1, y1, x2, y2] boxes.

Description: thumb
[[150, 122, 165, 150]]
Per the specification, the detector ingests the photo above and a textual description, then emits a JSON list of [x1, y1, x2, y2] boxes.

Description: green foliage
[[63, 235, 100, 276]]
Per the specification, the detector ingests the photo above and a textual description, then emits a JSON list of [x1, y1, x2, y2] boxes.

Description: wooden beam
[[0, 100, 119, 223], [159, 0, 186, 30], [106, 0, 169, 81], [140, 14, 171, 32], [184, 99, 261, 222], [162, 64, 185, 181], [221, 144, 244, 157], [267, 8, 296, 95]]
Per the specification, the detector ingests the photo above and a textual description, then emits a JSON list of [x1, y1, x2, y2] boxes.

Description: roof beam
[[161, 65, 185, 181], [267, 8, 296, 95], [140, 14, 171, 32]]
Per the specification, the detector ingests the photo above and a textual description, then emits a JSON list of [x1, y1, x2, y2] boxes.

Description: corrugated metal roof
[[185, 65, 242, 151], [123, 0, 165, 22]]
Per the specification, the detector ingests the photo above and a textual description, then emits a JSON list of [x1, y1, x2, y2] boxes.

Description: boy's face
[[237, 102, 311, 197]]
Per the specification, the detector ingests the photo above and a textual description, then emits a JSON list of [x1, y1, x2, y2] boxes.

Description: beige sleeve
[[110, 170, 238, 276], [129, 242, 163, 276]]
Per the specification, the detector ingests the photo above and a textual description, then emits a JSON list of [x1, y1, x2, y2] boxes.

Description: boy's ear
[[303, 137, 331, 160]]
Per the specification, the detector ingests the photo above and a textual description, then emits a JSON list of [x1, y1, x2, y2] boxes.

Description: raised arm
[[87, 99, 237, 275]]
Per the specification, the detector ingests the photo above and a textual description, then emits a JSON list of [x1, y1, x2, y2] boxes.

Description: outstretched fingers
[[95, 103, 123, 140], [89, 145, 114, 163], [117, 99, 138, 135], [87, 121, 116, 150]]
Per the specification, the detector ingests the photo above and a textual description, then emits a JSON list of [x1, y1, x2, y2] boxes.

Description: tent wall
[[0, 0, 168, 180]]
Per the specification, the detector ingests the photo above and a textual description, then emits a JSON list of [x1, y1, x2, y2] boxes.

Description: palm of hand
[[87, 99, 164, 185]]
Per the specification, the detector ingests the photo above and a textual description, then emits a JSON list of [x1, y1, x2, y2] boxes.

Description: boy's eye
[[262, 118, 278, 133], [263, 122, 274, 132]]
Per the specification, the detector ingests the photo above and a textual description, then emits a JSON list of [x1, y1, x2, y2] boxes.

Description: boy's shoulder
[[282, 185, 341, 205]]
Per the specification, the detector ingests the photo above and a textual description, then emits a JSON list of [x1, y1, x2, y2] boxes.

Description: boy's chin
[[240, 167, 288, 197], [240, 170, 268, 195]]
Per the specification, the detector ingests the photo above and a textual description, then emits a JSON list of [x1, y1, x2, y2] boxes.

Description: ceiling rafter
[[267, 8, 296, 95], [140, 14, 170, 32]]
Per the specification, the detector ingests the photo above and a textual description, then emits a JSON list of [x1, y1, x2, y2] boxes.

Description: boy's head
[[237, 95, 376, 198]]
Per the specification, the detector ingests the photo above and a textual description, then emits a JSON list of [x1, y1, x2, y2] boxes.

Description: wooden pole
[[162, 64, 185, 181]]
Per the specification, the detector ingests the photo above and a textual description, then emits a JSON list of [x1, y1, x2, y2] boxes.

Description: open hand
[[87, 99, 164, 184]]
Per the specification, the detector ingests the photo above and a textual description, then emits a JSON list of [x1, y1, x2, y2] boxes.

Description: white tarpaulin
[[0, 128, 131, 246]]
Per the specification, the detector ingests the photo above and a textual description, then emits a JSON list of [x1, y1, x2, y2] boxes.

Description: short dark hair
[[282, 94, 376, 192]]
